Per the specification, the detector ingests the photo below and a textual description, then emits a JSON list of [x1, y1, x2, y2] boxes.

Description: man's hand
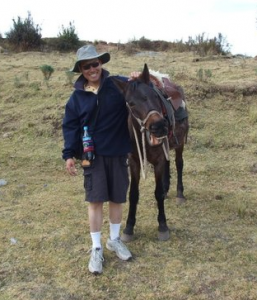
[[66, 158, 77, 176], [128, 71, 141, 81]]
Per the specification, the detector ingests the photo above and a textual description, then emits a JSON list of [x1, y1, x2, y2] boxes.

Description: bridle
[[126, 103, 170, 179]]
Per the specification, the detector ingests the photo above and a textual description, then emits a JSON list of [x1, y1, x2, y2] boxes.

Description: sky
[[0, 0, 257, 56]]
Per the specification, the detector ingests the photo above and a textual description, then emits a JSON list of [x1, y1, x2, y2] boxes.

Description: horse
[[112, 64, 189, 241]]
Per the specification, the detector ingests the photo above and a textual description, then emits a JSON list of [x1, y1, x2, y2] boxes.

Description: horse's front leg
[[163, 160, 170, 199], [121, 156, 140, 242], [175, 145, 186, 205], [154, 165, 170, 241]]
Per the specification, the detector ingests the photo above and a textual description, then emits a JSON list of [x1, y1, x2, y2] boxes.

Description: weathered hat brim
[[71, 52, 110, 73]]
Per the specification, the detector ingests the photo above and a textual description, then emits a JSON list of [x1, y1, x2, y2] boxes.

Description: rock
[[0, 179, 7, 186]]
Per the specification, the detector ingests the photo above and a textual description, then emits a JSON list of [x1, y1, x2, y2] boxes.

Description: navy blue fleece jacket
[[62, 69, 131, 160]]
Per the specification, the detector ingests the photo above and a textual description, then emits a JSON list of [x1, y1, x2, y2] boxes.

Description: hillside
[[1, 48, 257, 300]]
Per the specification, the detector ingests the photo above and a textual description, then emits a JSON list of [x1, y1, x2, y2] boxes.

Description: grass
[[1, 47, 257, 299]]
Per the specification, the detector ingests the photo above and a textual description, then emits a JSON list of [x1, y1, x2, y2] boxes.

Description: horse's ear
[[140, 64, 150, 84], [111, 77, 128, 94]]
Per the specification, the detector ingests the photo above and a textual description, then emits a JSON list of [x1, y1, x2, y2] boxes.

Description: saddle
[[149, 72, 186, 129], [149, 72, 184, 110]]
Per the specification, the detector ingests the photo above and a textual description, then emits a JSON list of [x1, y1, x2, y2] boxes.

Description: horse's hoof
[[121, 233, 134, 243], [158, 230, 170, 241], [176, 197, 186, 205]]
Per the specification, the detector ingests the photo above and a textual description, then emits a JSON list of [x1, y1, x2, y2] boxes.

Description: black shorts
[[83, 155, 129, 203]]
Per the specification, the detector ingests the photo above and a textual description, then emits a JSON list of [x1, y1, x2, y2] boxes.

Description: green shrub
[[197, 68, 204, 81], [196, 68, 213, 81], [138, 36, 153, 50], [205, 69, 213, 79], [14, 76, 23, 88], [5, 12, 42, 51], [249, 106, 257, 124], [124, 42, 137, 55], [159, 41, 170, 51], [65, 70, 75, 85], [56, 22, 80, 52], [186, 32, 230, 56], [169, 40, 188, 53], [40, 65, 54, 81]]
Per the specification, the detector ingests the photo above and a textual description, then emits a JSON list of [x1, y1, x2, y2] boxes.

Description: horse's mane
[[149, 69, 170, 89], [130, 80, 139, 91]]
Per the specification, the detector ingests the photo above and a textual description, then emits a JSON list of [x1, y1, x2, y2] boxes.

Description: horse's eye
[[142, 95, 148, 101], [128, 100, 136, 107]]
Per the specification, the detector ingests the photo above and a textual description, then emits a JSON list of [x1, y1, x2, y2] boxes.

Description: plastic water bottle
[[82, 126, 94, 166]]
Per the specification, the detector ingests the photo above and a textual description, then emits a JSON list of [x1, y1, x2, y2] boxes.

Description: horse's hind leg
[[175, 145, 186, 205], [121, 158, 140, 242]]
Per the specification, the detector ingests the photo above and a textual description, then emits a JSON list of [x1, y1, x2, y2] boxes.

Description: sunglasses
[[81, 62, 100, 70]]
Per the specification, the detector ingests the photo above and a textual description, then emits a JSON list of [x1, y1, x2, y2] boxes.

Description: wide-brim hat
[[71, 44, 110, 73]]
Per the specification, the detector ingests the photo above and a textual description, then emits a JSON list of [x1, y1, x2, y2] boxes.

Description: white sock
[[90, 231, 101, 249], [109, 222, 121, 240]]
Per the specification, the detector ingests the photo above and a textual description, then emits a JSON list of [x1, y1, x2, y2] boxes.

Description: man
[[62, 44, 133, 275]]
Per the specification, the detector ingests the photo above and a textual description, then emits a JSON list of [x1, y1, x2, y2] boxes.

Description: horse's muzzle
[[147, 119, 168, 146]]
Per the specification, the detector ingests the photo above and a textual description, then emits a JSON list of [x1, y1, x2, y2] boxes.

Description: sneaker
[[88, 247, 104, 274], [106, 238, 132, 261]]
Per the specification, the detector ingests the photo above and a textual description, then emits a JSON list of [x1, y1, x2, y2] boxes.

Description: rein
[[127, 103, 170, 179]]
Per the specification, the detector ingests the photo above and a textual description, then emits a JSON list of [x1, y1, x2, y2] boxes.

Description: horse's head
[[112, 64, 168, 146]]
